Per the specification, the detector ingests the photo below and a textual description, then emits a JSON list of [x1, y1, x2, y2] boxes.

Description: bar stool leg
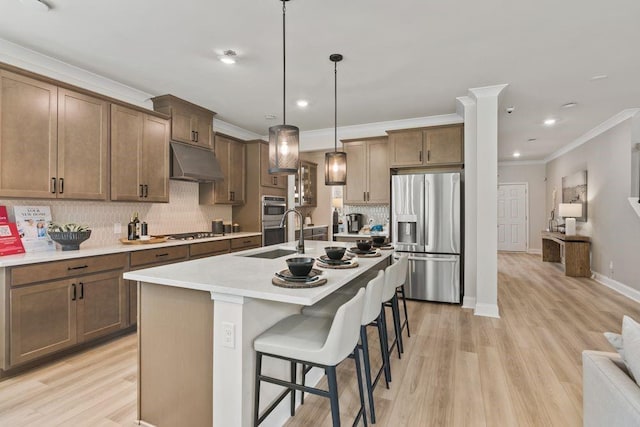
[[301, 364, 306, 405], [326, 366, 341, 427], [353, 347, 368, 427], [379, 308, 392, 385], [360, 326, 376, 423], [391, 295, 404, 355], [399, 285, 411, 337], [290, 361, 296, 416], [254, 352, 263, 427]]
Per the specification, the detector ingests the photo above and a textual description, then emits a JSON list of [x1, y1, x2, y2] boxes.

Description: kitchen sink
[[242, 248, 298, 259]]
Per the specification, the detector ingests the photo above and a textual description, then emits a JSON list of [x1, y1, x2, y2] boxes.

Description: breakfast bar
[[123, 240, 393, 427]]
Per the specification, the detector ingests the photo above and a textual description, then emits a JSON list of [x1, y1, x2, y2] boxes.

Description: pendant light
[[268, 0, 299, 175], [325, 54, 347, 185]]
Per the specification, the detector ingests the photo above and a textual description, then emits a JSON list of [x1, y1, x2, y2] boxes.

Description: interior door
[[497, 183, 527, 252]]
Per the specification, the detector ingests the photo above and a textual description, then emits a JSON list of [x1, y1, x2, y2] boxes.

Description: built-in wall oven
[[262, 195, 287, 246]]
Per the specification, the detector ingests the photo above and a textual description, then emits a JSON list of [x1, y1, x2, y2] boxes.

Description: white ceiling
[[1, 0, 639, 161]]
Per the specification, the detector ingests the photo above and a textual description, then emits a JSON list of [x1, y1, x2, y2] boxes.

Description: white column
[[468, 84, 508, 318], [456, 96, 478, 309]]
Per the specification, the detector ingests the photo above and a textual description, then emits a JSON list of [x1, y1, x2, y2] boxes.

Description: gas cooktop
[[166, 231, 221, 241]]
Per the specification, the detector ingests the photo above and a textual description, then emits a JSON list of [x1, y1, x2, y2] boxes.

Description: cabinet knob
[[419, 151, 423, 162], [139, 184, 144, 198], [51, 177, 57, 194], [71, 283, 76, 301], [59, 178, 64, 194], [79, 282, 84, 300]]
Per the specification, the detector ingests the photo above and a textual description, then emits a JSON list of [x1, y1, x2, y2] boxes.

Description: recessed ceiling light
[[561, 102, 578, 109], [219, 50, 237, 64], [264, 114, 277, 120], [590, 74, 608, 81], [527, 138, 537, 142], [19, 0, 50, 11], [513, 152, 521, 158], [543, 118, 556, 126], [296, 100, 309, 108]]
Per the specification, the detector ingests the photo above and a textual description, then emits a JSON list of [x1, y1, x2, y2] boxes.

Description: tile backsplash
[[1, 181, 232, 248], [343, 204, 390, 226]]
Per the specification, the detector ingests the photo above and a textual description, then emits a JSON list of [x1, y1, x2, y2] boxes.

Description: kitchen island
[[123, 240, 392, 427]]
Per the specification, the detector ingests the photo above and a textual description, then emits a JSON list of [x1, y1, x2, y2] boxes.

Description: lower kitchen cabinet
[[9, 269, 125, 366], [230, 236, 262, 252]]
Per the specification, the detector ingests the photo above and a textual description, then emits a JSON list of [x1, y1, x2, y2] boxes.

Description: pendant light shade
[[269, 0, 299, 174], [269, 124, 300, 174], [325, 53, 347, 186]]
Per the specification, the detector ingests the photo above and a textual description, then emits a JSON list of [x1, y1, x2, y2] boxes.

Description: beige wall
[[498, 163, 546, 252], [546, 118, 640, 290]]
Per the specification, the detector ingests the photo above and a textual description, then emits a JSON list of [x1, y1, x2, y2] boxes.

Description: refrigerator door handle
[[394, 254, 458, 262]]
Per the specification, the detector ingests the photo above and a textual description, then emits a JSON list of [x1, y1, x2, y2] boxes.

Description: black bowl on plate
[[371, 235, 386, 245], [286, 257, 315, 277], [324, 246, 346, 260], [356, 240, 372, 251]]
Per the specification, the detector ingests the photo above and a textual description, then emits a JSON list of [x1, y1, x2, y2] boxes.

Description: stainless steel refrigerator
[[391, 172, 462, 303]]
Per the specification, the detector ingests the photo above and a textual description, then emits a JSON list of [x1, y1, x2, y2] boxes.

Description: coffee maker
[[346, 213, 364, 234]]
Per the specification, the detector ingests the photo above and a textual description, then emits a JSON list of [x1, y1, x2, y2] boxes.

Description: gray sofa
[[583, 350, 640, 427]]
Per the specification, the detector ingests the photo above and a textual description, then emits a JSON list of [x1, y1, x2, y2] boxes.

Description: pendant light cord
[[282, 1, 286, 125], [334, 60, 337, 152]]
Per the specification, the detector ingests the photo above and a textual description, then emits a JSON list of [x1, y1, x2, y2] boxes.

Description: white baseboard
[[527, 248, 542, 255], [462, 296, 476, 309], [474, 303, 500, 318], [262, 367, 324, 427], [592, 271, 640, 304]]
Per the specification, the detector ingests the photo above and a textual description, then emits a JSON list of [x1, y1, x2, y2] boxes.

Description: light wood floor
[[1, 253, 639, 426]]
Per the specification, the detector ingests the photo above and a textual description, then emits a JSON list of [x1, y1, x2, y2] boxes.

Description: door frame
[[497, 182, 529, 252]]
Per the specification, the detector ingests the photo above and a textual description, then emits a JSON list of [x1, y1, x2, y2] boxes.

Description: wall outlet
[[222, 322, 235, 349], [113, 222, 121, 234]]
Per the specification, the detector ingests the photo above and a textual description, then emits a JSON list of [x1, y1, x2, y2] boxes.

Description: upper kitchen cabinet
[[342, 137, 389, 204], [260, 142, 287, 190], [0, 71, 108, 200], [295, 160, 317, 207], [200, 133, 245, 205], [387, 124, 464, 167], [151, 95, 215, 149], [111, 104, 170, 202]]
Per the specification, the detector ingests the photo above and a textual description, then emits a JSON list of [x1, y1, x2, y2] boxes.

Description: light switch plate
[[222, 322, 235, 348]]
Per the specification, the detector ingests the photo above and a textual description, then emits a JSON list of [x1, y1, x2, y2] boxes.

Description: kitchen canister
[[224, 223, 232, 234], [232, 224, 240, 233], [212, 220, 224, 235]]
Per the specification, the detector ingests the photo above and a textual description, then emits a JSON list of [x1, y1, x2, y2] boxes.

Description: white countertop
[[124, 240, 393, 306], [0, 232, 261, 267], [295, 224, 329, 231]]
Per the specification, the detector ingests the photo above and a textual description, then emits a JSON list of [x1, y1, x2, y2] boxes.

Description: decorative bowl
[[324, 246, 346, 260], [48, 230, 92, 251], [286, 257, 315, 277], [371, 235, 386, 245], [356, 240, 372, 251]]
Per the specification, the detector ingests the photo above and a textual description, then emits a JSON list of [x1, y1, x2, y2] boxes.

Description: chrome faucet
[[280, 208, 304, 254]]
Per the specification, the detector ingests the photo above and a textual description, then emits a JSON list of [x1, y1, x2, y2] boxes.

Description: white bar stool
[[382, 258, 405, 358], [302, 270, 388, 423], [253, 288, 367, 427], [394, 255, 411, 340]]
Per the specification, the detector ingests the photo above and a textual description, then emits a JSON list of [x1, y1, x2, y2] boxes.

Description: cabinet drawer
[[130, 246, 188, 268], [190, 240, 231, 259], [230, 236, 261, 251], [10, 253, 127, 287]]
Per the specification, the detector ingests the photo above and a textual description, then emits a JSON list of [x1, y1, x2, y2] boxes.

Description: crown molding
[[294, 113, 463, 151], [0, 37, 154, 108], [498, 160, 546, 166], [214, 119, 263, 141], [545, 108, 640, 163], [468, 84, 509, 100]]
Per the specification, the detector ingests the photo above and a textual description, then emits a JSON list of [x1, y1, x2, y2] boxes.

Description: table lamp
[[558, 203, 583, 236]]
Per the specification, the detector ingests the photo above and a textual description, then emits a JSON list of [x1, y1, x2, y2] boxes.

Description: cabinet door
[[260, 142, 277, 188], [0, 70, 57, 198], [142, 114, 170, 202], [170, 107, 193, 144], [77, 270, 126, 342], [10, 279, 77, 366], [389, 130, 423, 167], [366, 139, 390, 204], [111, 104, 143, 201], [229, 140, 245, 204], [343, 142, 367, 204], [424, 126, 463, 165], [193, 112, 213, 149], [213, 136, 231, 203], [57, 89, 108, 200]]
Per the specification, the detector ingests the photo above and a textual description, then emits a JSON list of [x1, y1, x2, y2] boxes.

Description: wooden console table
[[541, 231, 591, 277]]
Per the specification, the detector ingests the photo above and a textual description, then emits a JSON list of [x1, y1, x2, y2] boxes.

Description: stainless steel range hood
[[170, 142, 223, 182]]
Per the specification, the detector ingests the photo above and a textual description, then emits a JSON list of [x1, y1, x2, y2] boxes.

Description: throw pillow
[[622, 315, 640, 383], [604, 331, 624, 359]]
